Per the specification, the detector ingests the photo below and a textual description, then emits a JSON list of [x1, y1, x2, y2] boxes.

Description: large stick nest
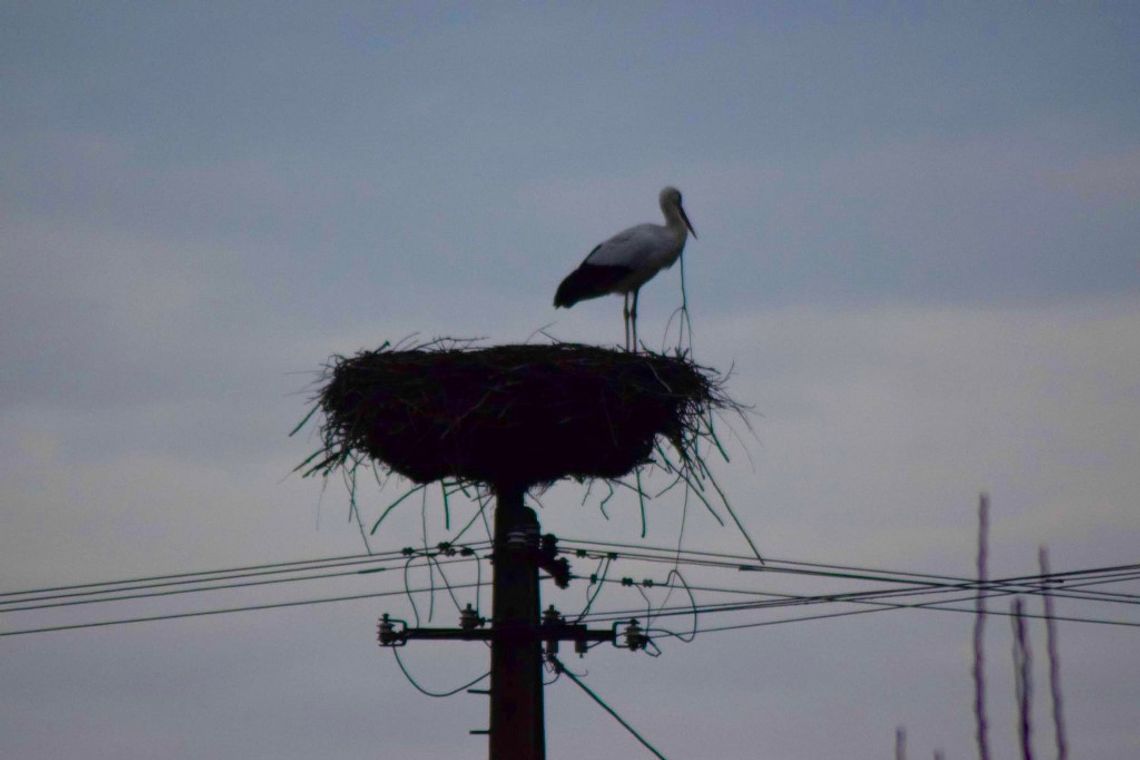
[[298, 340, 734, 491]]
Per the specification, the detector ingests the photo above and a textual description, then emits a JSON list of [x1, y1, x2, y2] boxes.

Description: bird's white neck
[[661, 204, 690, 242]]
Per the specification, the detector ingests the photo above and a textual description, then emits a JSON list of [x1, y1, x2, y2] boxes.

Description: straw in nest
[[296, 339, 732, 492]]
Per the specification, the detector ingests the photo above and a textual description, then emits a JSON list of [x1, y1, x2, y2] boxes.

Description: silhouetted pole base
[[489, 484, 545, 760]]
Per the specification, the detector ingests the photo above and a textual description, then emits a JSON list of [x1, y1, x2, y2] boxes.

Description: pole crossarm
[[378, 618, 616, 645]]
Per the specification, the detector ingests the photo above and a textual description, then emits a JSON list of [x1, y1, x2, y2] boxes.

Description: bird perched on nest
[[554, 186, 697, 351]]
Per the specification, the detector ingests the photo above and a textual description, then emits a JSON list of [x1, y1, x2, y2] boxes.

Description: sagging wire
[[403, 551, 423, 628], [392, 647, 489, 698], [426, 550, 466, 616], [397, 542, 493, 627], [542, 656, 564, 686], [588, 571, 700, 647], [652, 569, 699, 644], [575, 554, 615, 623], [474, 549, 484, 618]]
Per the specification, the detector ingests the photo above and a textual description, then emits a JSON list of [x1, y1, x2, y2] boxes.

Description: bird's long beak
[[680, 204, 697, 239]]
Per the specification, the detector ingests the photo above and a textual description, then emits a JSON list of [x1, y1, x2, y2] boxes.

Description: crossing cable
[[549, 655, 669, 760], [560, 542, 1140, 607], [569, 541, 1140, 593], [566, 568, 1140, 638], [575, 575, 1140, 630], [577, 566, 1140, 617], [643, 588, 1140, 639], [578, 565, 1140, 622], [556, 542, 1140, 640], [562, 537, 1140, 595], [6, 541, 1136, 637], [563, 555, 1140, 633]]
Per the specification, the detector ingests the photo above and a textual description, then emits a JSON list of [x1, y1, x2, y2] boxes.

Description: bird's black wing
[[553, 258, 634, 308]]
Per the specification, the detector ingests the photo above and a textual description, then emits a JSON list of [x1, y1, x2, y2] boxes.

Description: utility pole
[[488, 484, 545, 760], [376, 485, 617, 760], [315, 335, 726, 759]]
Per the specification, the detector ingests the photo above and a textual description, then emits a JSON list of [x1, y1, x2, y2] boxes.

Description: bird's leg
[[622, 293, 631, 351], [630, 289, 640, 352]]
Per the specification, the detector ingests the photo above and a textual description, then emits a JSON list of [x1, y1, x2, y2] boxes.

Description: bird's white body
[[554, 186, 696, 350], [582, 222, 686, 290]]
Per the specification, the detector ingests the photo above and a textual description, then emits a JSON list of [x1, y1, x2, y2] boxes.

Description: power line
[[0, 541, 492, 603], [578, 576, 1140, 630], [566, 555, 1140, 631], [562, 538, 1140, 598], [0, 549, 400, 598], [1, 554, 485, 614], [5, 540, 1136, 640], [561, 543, 1140, 607], [0, 580, 490, 638], [583, 567, 1140, 614]]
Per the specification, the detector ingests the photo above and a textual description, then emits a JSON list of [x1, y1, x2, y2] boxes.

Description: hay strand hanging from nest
[[297, 339, 736, 492]]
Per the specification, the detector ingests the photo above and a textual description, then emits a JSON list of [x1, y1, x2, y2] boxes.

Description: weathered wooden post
[[489, 484, 544, 759]]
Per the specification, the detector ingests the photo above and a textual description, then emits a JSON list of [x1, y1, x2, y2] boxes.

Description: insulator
[[540, 533, 558, 558], [622, 618, 649, 651], [377, 613, 396, 645], [542, 605, 562, 626], [542, 605, 562, 655], [459, 603, 482, 630]]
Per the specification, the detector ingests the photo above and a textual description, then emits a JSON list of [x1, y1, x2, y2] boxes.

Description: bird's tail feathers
[[554, 264, 630, 308]]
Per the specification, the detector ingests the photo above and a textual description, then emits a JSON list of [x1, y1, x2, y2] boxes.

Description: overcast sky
[[3, 3, 1139, 759]]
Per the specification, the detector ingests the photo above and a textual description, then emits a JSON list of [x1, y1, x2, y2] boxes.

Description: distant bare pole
[[895, 727, 907, 760], [1038, 547, 1069, 760], [1011, 597, 1035, 760], [973, 493, 992, 760]]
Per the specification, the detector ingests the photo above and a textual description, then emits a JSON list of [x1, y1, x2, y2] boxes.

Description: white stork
[[553, 186, 697, 351]]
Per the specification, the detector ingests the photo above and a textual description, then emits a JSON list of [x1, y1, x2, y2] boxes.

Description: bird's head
[[660, 186, 697, 239]]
